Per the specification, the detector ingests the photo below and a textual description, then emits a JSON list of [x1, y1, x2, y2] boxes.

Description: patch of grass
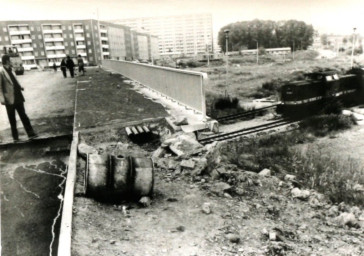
[[219, 115, 361, 205], [299, 114, 356, 136], [291, 148, 364, 205]]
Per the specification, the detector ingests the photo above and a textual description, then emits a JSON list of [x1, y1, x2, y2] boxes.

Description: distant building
[[0, 20, 159, 70], [115, 13, 214, 57]]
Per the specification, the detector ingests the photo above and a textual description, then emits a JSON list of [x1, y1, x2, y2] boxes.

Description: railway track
[[216, 104, 279, 123], [198, 118, 297, 145]]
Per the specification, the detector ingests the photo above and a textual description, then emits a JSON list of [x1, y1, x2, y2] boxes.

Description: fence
[[102, 60, 208, 118]]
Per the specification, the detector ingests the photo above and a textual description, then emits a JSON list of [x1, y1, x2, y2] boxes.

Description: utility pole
[[253, 39, 259, 65], [97, 8, 103, 65], [351, 27, 357, 68], [224, 29, 230, 98], [206, 44, 210, 66]]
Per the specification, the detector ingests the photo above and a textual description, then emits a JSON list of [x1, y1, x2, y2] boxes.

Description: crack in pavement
[[48, 163, 67, 256], [13, 177, 41, 199]]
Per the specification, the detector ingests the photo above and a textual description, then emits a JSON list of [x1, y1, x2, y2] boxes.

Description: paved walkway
[[74, 68, 168, 132], [0, 70, 75, 143]]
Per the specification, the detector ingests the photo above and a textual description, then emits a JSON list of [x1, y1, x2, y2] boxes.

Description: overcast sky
[[1, 0, 362, 36]]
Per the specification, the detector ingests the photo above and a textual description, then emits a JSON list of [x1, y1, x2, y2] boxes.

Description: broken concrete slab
[[180, 159, 195, 169]]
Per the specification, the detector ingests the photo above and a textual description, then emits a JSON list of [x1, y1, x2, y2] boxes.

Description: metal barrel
[[86, 153, 109, 196], [111, 155, 131, 195], [131, 157, 154, 197], [86, 154, 154, 201]]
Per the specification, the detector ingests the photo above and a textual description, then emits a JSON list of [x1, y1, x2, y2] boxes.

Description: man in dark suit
[[0, 54, 37, 142], [66, 55, 75, 78]]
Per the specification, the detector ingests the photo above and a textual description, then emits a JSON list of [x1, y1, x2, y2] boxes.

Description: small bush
[[299, 114, 356, 136], [214, 97, 240, 110], [186, 60, 204, 68]]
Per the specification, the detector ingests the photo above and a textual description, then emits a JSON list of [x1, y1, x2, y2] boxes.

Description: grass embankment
[[219, 114, 363, 206]]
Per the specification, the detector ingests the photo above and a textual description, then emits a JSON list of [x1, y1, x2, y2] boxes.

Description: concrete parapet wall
[[102, 60, 207, 118]]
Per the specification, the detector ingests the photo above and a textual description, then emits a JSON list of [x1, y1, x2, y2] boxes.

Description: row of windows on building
[[4, 24, 102, 33]]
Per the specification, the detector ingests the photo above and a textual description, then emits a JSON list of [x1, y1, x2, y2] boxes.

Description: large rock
[[210, 182, 232, 196], [291, 188, 310, 200], [180, 159, 195, 169], [335, 212, 360, 228], [284, 174, 296, 182], [259, 168, 271, 176], [225, 233, 240, 243], [163, 133, 203, 157], [191, 157, 208, 176], [151, 147, 166, 159]]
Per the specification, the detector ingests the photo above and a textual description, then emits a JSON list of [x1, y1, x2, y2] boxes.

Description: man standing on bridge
[[0, 54, 37, 142], [66, 55, 75, 78]]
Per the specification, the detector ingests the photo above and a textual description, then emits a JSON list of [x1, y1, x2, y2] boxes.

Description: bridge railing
[[102, 60, 207, 119]]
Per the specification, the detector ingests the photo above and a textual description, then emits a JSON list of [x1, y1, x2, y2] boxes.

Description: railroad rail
[[216, 104, 279, 123], [198, 119, 297, 145]]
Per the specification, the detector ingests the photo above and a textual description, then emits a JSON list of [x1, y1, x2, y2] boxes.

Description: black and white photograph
[[0, 0, 363, 255]]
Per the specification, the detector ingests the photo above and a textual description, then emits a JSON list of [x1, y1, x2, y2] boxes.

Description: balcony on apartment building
[[74, 28, 84, 33], [18, 47, 34, 52], [44, 37, 64, 42], [76, 44, 86, 49], [102, 52, 110, 55], [100, 29, 107, 34], [77, 52, 87, 57], [21, 55, 35, 60], [11, 38, 32, 44], [45, 45, 65, 50], [75, 36, 85, 41], [101, 44, 109, 49], [100, 36, 108, 41], [9, 29, 31, 36], [43, 29, 63, 34], [47, 53, 66, 58]]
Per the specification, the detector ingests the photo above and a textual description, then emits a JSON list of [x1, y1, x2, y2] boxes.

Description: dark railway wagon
[[278, 67, 364, 116]]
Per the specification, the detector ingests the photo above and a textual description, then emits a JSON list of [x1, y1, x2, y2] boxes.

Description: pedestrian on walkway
[[0, 54, 37, 142], [66, 55, 75, 78], [77, 55, 85, 76], [53, 62, 57, 72], [60, 58, 67, 78]]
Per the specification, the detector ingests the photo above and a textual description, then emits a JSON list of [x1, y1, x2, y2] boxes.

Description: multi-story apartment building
[[0, 20, 159, 70], [115, 13, 214, 57]]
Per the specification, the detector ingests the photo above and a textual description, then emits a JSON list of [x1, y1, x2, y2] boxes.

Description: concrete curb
[[57, 131, 79, 256]]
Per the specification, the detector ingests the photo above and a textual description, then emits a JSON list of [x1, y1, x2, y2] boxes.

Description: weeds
[[299, 114, 356, 136], [220, 117, 362, 205], [291, 147, 364, 205]]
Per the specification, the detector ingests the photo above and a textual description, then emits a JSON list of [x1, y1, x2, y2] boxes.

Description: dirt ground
[[71, 66, 363, 256]]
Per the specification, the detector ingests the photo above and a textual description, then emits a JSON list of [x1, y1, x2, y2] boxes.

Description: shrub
[[186, 59, 204, 68], [299, 114, 356, 136], [214, 97, 240, 110]]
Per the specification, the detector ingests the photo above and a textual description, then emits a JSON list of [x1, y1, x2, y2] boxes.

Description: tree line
[[218, 19, 315, 52]]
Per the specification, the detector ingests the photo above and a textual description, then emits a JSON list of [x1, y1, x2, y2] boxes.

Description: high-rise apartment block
[[0, 20, 159, 70], [115, 13, 214, 57]]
